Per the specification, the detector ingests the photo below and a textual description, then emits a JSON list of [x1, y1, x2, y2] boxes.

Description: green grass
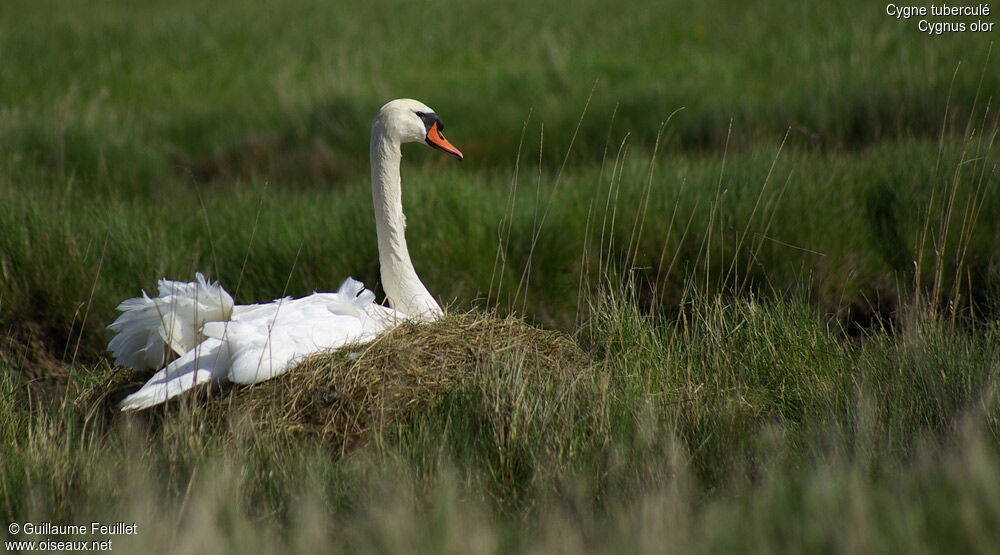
[[2, 0, 1000, 551], [4, 298, 1000, 552], [2, 0, 997, 180], [3, 137, 996, 356]]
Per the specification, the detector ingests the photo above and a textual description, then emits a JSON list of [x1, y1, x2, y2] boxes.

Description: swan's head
[[373, 98, 463, 160]]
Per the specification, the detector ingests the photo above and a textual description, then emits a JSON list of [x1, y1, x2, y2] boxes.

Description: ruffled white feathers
[[115, 277, 395, 411], [107, 273, 234, 371]]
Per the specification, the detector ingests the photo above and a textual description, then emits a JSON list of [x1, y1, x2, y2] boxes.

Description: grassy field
[[2, 0, 999, 551]]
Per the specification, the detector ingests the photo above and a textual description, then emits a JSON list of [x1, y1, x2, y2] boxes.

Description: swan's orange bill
[[426, 122, 463, 160]]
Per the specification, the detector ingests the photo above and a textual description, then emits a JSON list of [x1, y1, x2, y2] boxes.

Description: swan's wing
[[203, 278, 401, 384], [153, 272, 235, 354], [108, 273, 234, 370], [119, 337, 231, 411]]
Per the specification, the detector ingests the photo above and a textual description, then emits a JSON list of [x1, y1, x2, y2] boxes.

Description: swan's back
[[115, 277, 401, 410], [204, 278, 399, 384]]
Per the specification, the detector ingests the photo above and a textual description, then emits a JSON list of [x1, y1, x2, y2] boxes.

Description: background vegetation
[[1, 0, 998, 551]]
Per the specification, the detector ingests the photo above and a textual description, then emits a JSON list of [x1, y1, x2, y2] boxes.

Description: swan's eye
[[415, 111, 444, 134]]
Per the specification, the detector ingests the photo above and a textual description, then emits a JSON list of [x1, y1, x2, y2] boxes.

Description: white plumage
[[109, 99, 464, 410], [107, 272, 235, 371], [111, 276, 399, 411]]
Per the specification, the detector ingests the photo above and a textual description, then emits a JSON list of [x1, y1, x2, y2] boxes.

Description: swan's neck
[[370, 129, 442, 319]]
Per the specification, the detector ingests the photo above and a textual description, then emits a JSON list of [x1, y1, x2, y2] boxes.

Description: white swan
[[109, 99, 463, 411]]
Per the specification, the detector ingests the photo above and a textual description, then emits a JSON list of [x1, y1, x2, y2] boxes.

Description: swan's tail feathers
[[107, 273, 235, 370], [106, 292, 172, 371], [119, 338, 230, 411]]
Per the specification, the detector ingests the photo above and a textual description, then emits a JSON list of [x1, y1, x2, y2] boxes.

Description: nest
[[82, 312, 593, 450]]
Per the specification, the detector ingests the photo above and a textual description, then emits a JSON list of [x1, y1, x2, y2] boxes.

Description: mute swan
[[109, 99, 463, 410]]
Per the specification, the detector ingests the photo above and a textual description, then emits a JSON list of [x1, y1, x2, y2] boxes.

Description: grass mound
[[82, 312, 593, 451]]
